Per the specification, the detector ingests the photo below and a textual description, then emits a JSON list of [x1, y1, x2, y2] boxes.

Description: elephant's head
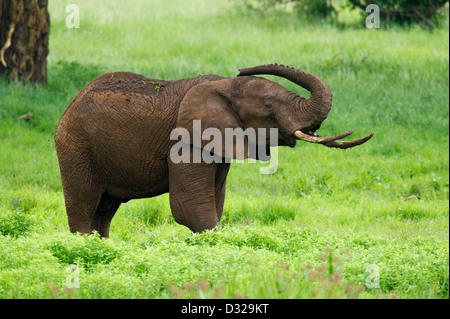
[[176, 64, 373, 160]]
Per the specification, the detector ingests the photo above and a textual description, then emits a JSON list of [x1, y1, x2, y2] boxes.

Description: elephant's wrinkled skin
[[55, 64, 373, 237]]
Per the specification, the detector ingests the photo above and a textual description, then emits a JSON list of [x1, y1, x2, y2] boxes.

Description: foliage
[[0, 212, 34, 238], [47, 232, 121, 267], [236, 0, 449, 27], [295, 0, 335, 21], [349, 0, 449, 28], [0, 226, 447, 298], [0, 0, 448, 299], [236, 0, 335, 22]]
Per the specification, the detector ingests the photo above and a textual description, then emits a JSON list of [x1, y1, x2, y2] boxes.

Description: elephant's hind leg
[[62, 180, 103, 236], [57, 145, 104, 236], [91, 193, 121, 238]]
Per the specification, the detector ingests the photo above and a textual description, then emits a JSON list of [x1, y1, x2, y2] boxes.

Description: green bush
[[236, 0, 335, 21], [236, 0, 448, 27], [47, 232, 120, 267], [349, 0, 448, 27], [0, 212, 34, 238], [295, 0, 335, 21]]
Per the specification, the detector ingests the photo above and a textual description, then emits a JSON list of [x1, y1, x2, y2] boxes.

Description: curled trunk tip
[[238, 63, 332, 123]]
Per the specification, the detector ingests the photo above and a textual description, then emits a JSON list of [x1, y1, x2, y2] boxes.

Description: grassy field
[[0, 0, 448, 299]]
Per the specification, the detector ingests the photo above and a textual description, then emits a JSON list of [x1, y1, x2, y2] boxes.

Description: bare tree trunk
[[0, 0, 50, 84]]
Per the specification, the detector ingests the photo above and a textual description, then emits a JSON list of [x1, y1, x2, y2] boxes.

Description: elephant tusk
[[322, 132, 374, 149], [294, 130, 374, 149], [294, 130, 354, 143]]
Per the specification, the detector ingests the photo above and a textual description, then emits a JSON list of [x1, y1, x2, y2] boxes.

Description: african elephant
[[55, 64, 373, 237]]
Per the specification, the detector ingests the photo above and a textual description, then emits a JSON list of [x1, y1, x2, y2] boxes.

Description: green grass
[[0, 0, 448, 299]]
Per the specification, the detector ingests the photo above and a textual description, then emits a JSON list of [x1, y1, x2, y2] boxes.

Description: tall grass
[[0, 0, 448, 299]]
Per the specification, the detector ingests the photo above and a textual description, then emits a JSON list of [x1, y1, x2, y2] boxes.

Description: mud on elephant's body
[[55, 64, 373, 237]]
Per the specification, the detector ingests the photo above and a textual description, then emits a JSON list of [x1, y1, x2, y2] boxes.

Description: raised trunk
[[238, 63, 374, 149], [0, 0, 50, 84], [238, 63, 332, 125]]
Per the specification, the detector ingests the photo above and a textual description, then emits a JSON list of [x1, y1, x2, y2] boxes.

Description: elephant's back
[[55, 72, 225, 153], [86, 72, 171, 97]]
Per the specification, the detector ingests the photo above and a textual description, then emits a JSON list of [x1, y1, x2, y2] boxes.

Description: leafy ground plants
[[0, 0, 448, 299]]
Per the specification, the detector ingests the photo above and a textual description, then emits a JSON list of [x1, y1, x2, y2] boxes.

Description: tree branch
[[412, 7, 436, 29]]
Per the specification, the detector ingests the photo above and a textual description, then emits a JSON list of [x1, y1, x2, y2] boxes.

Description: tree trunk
[[0, 0, 50, 84]]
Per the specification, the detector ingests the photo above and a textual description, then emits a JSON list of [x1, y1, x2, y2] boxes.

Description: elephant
[[55, 63, 373, 238]]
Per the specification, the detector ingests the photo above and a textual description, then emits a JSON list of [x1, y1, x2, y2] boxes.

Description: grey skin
[[55, 64, 373, 237]]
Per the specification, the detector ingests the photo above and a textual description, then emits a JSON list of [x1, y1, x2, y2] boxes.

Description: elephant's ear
[[176, 80, 250, 160]]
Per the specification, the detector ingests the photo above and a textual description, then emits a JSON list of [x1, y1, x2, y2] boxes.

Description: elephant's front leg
[[214, 163, 230, 222], [168, 160, 228, 233]]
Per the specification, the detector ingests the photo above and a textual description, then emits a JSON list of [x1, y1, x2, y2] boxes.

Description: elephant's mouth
[[293, 129, 374, 149]]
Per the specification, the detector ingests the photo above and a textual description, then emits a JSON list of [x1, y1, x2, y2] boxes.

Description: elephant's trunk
[[238, 63, 374, 149], [238, 63, 332, 126]]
